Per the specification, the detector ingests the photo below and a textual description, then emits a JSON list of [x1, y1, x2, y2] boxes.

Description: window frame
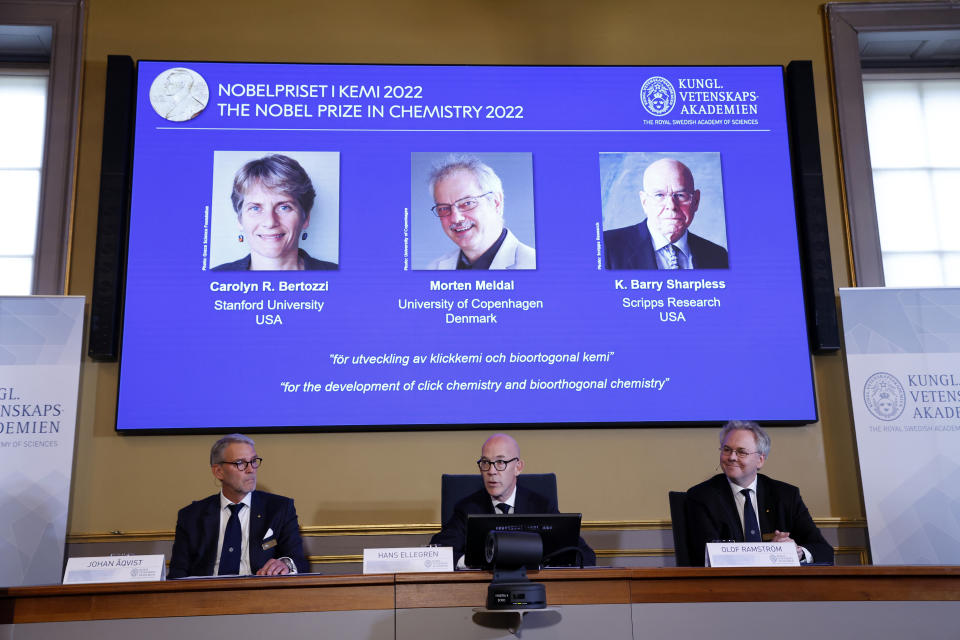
[[826, 1, 960, 287], [0, 0, 84, 295]]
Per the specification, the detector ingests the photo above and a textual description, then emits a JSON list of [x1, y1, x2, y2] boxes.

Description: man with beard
[[426, 156, 536, 270], [168, 434, 308, 578]]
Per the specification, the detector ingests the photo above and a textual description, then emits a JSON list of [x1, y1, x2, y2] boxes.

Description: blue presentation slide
[[117, 62, 815, 431]]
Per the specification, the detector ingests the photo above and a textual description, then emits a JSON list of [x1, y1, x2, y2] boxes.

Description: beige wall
[[66, 0, 862, 535]]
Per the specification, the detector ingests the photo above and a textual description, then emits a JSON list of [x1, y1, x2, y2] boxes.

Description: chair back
[[668, 491, 690, 567]]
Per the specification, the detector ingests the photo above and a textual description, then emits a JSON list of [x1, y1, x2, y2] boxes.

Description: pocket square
[[262, 527, 276, 550]]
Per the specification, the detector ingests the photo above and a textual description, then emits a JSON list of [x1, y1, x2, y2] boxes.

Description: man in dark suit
[[604, 158, 728, 270], [430, 433, 596, 568], [684, 421, 833, 566], [168, 434, 308, 578]]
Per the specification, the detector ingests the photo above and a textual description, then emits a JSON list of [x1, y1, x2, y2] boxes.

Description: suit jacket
[[603, 220, 728, 270], [168, 490, 309, 578], [212, 248, 337, 271], [429, 486, 596, 567], [684, 473, 833, 566], [427, 229, 536, 270]]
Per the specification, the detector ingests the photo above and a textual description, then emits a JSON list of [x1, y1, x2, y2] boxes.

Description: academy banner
[[0, 296, 84, 586], [840, 287, 960, 564]]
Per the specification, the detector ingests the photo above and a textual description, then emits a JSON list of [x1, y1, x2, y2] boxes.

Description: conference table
[[2, 567, 959, 639]]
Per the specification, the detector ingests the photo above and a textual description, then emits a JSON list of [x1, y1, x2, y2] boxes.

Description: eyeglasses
[[646, 190, 695, 205], [477, 457, 519, 471], [719, 446, 758, 458], [431, 192, 493, 217], [218, 457, 263, 471]]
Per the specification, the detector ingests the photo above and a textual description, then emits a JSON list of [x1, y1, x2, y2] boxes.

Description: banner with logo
[[0, 296, 85, 586], [840, 287, 960, 564]]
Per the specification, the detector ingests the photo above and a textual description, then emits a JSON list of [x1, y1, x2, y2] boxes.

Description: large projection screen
[[116, 62, 816, 432]]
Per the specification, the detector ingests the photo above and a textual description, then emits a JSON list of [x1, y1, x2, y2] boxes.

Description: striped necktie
[[665, 244, 680, 269]]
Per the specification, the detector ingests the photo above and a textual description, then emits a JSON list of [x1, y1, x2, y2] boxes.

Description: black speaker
[[88, 55, 135, 361], [786, 60, 841, 353]]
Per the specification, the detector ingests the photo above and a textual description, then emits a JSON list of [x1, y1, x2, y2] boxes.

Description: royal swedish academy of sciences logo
[[640, 76, 677, 117], [863, 372, 906, 421]]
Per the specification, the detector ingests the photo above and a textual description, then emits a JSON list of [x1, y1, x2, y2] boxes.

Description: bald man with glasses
[[683, 421, 833, 566], [430, 433, 595, 568], [604, 157, 728, 270], [168, 433, 308, 578]]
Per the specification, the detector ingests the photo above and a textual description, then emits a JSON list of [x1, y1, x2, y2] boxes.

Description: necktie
[[665, 244, 680, 269], [740, 489, 761, 542], [496, 502, 511, 514], [218, 503, 243, 575]]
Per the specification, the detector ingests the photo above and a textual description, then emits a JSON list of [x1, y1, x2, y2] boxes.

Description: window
[[0, 2, 84, 295], [0, 71, 48, 295], [862, 75, 960, 286], [827, 2, 960, 287]]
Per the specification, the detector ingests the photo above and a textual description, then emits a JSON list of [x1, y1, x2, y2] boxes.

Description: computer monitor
[[464, 513, 584, 569]]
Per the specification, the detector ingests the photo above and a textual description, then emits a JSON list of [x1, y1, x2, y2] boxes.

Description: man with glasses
[[604, 157, 728, 270], [426, 155, 536, 270], [684, 421, 833, 566], [168, 433, 308, 578], [430, 433, 595, 567]]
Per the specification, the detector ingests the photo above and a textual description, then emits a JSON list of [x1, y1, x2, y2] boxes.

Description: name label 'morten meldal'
[[430, 280, 515, 291]]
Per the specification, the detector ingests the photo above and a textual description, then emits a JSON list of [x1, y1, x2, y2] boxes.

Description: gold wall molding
[[835, 546, 870, 565], [68, 517, 867, 544], [70, 531, 173, 543], [302, 523, 439, 536], [310, 554, 363, 564], [814, 517, 867, 528]]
